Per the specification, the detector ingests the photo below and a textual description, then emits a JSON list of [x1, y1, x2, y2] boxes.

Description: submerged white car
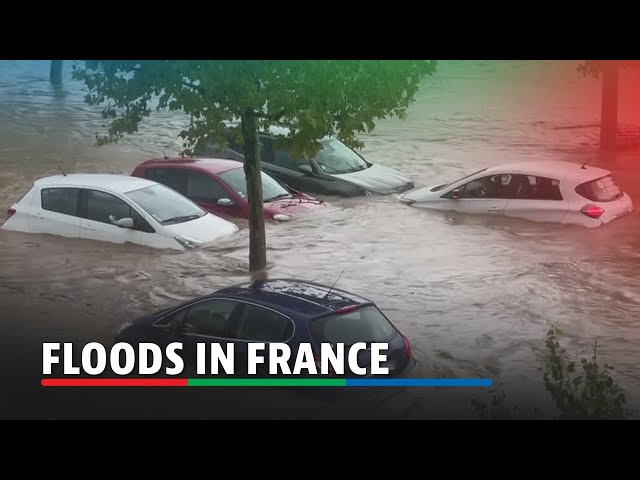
[[398, 160, 634, 228], [1, 174, 239, 250]]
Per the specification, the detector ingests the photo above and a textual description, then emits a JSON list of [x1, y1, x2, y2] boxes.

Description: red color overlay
[[41, 378, 188, 387]]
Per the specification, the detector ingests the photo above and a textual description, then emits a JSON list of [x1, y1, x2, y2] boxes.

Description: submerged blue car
[[115, 279, 415, 378]]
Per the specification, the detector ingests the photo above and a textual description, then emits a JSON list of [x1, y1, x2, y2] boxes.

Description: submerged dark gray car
[[200, 125, 414, 197]]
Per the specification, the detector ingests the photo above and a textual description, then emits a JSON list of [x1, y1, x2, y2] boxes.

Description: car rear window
[[310, 305, 397, 346], [575, 175, 623, 202]]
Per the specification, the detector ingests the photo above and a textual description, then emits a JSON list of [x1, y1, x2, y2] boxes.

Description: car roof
[[483, 160, 611, 181], [140, 157, 243, 174], [213, 278, 374, 319], [34, 174, 156, 193]]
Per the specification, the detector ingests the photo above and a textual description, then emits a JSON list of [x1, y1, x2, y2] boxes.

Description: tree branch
[[255, 108, 285, 121]]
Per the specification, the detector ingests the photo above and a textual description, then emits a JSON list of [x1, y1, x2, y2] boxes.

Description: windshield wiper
[[264, 193, 292, 202], [162, 214, 202, 225]]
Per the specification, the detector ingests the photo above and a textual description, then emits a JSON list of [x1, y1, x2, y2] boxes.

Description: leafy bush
[[471, 324, 630, 419], [542, 324, 629, 420]]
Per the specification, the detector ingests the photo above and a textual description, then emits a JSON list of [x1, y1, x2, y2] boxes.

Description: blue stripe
[[345, 378, 493, 387]]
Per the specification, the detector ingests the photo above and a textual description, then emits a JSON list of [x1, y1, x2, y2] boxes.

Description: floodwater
[[1, 60, 640, 419]]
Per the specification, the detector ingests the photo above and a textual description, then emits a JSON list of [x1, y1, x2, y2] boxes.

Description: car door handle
[[82, 225, 96, 231], [488, 206, 502, 211], [34, 213, 44, 218]]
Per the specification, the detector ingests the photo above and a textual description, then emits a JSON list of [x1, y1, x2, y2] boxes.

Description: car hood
[[400, 184, 446, 202], [164, 212, 239, 244], [264, 194, 331, 218], [330, 163, 413, 194]]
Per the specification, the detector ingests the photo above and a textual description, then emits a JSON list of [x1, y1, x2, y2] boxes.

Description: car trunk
[[574, 174, 634, 225]]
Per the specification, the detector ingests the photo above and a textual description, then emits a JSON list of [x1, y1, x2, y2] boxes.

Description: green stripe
[[187, 378, 346, 387]]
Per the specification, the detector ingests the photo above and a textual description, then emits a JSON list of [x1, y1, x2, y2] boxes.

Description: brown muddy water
[[1, 60, 640, 419]]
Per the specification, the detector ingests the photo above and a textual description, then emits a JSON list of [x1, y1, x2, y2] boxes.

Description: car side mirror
[[112, 217, 134, 228], [218, 198, 234, 207], [451, 189, 461, 200], [298, 164, 313, 175]]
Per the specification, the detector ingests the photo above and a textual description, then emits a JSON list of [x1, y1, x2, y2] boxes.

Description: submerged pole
[[49, 60, 63, 85], [600, 60, 619, 151]]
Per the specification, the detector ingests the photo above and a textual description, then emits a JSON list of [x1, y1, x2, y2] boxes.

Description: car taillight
[[336, 305, 359, 314], [6, 208, 15, 219], [581, 204, 605, 219], [314, 356, 336, 376], [403, 335, 412, 359]]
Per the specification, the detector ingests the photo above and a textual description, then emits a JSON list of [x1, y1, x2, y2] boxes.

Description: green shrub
[[471, 324, 630, 420], [542, 324, 629, 420]]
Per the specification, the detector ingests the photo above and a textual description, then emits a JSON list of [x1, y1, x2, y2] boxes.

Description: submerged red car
[[131, 158, 332, 222]]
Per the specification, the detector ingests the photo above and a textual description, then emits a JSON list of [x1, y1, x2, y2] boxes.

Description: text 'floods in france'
[[41, 342, 391, 376]]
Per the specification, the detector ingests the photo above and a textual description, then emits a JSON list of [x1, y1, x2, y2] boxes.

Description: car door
[[186, 170, 243, 219], [504, 174, 569, 223], [172, 298, 244, 377], [33, 187, 82, 238], [445, 174, 511, 215], [79, 189, 143, 246]]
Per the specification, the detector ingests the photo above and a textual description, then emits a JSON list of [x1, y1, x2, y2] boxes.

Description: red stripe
[[41, 378, 188, 387]]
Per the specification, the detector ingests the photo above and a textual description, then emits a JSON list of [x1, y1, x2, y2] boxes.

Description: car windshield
[[438, 168, 489, 191], [575, 175, 624, 202], [310, 305, 397, 347], [125, 184, 206, 225], [219, 168, 291, 202], [312, 138, 369, 175]]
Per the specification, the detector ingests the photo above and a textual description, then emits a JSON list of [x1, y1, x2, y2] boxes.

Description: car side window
[[41, 188, 80, 216], [533, 176, 563, 200], [513, 175, 563, 200], [183, 299, 239, 338], [260, 136, 309, 172], [83, 189, 154, 232], [459, 174, 517, 199], [144, 168, 188, 195], [187, 171, 229, 203], [275, 148, 309, 172], [85, 190, 133, 224], [235, 304, 294, 343]]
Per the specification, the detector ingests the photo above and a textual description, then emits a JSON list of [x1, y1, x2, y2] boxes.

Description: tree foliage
[[71, 60, 437, 271], [542, 324, 629, 419], [470, 325, 631, 420], [71, 60, 437, 158]]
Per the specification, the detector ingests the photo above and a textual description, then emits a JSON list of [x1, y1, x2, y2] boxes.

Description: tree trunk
[[600, 60, 619, 151], [50, 60, 63, 85], [241, 111, 267, 272]]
